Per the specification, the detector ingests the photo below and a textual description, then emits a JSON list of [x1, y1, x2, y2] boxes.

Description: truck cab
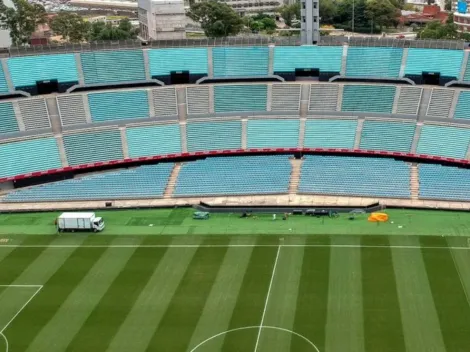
[[93, 217, 105, 232]]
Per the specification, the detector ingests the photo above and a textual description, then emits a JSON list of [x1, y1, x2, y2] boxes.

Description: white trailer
[[57, 212, 105, 232]]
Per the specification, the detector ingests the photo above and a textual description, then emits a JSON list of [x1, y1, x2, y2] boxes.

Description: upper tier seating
[[273, 46, 342, 73], [299, 155, 411, 198], [454, 91, 470, 119], [213, 47, 269, 77], [417, 124, 470, 159], [88, 90, 149, 122], [463, 58, 470, 82], [3, 163, 174, 202], [395, 87, 422, 115], [341, 85, 396, 113], [80, 50, 146, 84], [174, 155, 291, 196], [214, 84, 267, 112], [7, 54, 79, 89], [126, 124, 181, 157], [18, 98, 51, 130], [405, 49, 463, 78], [303, 119, 357, 148], [0, 65, 9, 93], [346, 47, 403, 78], [309, 84, 339, 112], [419, 163, 470, 201], [0, 137, 62, 178], [186, 120, 242, 151], [247, 119, 299, 148], [186, 86, 210, 115], [57, 95, 88, 126], [148, 48, 208, 76], [0, 102, 19, 134], [271, 84, 301, 111], [63, 129, 123, 166], [360, 120, 415, 152]]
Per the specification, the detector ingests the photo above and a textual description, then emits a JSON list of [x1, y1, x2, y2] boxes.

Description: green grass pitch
[[0, 208, 470, 351]]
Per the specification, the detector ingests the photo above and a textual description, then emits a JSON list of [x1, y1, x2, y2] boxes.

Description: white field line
[[0, 244, 470, 250], [254, 245, 281, 352], [0, 285, 43, 352]]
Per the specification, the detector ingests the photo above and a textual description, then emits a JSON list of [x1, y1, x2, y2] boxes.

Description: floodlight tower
[[300, 0, 320, 45]]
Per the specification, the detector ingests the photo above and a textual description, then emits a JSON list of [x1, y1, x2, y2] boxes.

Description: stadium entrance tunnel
[[36, 79, 59, 95], [422, 71, 440, 85]]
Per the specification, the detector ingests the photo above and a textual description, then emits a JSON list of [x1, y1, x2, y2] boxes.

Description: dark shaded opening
[[422, 72, 440, 85], [295, 68, 320, 78], [36, 79, 59, 94], [170, 70, 190, 85]]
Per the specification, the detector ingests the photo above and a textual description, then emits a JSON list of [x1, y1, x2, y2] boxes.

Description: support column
[[119, 126, 129, 159], [12, 101, 25, 131], [55, 134, 69, 167], [1, 58, 14, 91], [460, 51, 469, 81], [340, 44, 348, 76], [266, 84, 272, 111], [83, 94, 92, 123], [268, 44, 274, 75], [208, 85, 215, 113], [142, 49, 151, 81], [399, 48, 408, 78], [241, 118, 247, 149], [207, 47, 214, 78], [411, 122, 422, 154], [180, 122, 187, 153], [74, 53, 85, 85], [176, 87, 187, 122], [147, 89, 156, 118], [354, 118, 364, 149]]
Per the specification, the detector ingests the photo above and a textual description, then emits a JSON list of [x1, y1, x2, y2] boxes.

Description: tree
[[187, 1, 243, 37], [0, 0, 47, 46], [50, 12, 90, 43], [89, 22, 130, 41], [320, 0, 337, 24], [365, 0, 399, 31], [417, 14, 459, 39], [278, 2, 300, 27]]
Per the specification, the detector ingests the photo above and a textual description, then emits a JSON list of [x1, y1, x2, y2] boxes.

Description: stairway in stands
[[164, 163, 182, 198], [289, 158, 303, 194], [410, 163, 419, 200]]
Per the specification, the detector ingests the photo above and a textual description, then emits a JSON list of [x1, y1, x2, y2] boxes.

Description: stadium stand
[[213, 47, 269, 77], [63, 129, 123, 166], [186, 86, 210, 115], [417, 124, 470, 159], [273, 46, 342, 76], [345, 47, 403, 78], [0, 102, 19, 134], [148, 48, 208, 83], [299, 155, 411, 198], [454, 91, 470, 119], [404, 49, 463, 78], [426, 88, 454, 118], [309, 84, 339, 112], [341, 85, 396, 113], [151, 87, 178, 117], [395, 87, 422, 115], [186, 120, 242, 151], [88, 90, 149, 122], [3, 163, 174, 202], [360, 120, 415, 152], [7, 54, 79, 92], [0, 65, 9, 93], [214, 84, 267, 112], [419, 163, 470, 201], [463, 59, 470, 82], [126, 124, 181, 157], [271, 84, 301, 111], [0, 137, 62, 178], [18, 98, 51, 130], [80, 50, 146, 84], [303, 119, 357, 148], [247, 119, 299, 148], [57, 95, 88, 126], [174, 155, 291, 196]]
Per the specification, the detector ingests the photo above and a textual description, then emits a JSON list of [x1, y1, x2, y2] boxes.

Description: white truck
[[57, 212, 105, 232]]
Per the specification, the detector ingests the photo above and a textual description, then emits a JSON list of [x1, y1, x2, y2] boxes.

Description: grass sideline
[[0, 208, 470, 236]]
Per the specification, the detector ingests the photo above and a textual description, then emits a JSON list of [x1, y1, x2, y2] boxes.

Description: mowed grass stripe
[[390, 237, 446, 352], [421, 237, 470, 351], [5, 246, 107, 352], [221, 245, 278, 352], [291, 245, 330, 352], [26, 239, 142, 352], [107, 244, 201, 352], [186, 237, 256, 352], [362, 239, 405, 352], [325, 237, 364, 352], [65, 246, 169, 352], [259, 243, 305, 352], [447, 237, 470, 304], [145, 238, 230, 352]]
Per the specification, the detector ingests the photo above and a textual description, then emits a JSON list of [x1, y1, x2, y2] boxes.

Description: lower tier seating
[[3, 163, 174, 202], [298, 155, 411, 198], [174, 155, 291, 196], [419, 163, 470, 201]]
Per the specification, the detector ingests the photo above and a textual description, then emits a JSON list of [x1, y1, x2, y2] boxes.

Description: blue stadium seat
[[346, 47, 403, 78], [360, 120, 415, 152], [80, 50, 146, 84], [299, 155, 410, 198], [454, 91, 470, 119], [417, 124, 470, 159], [405, 49, 463, 78], [214, 85, 267, 112], [127, 124, 181, 157], [303, 119, 357, 148], [174, 155, 291, 196], [0, 102, 19, 134], [0, 64, 9, 93], [419, 163, 470, 201], [0, 137, 62, 178], [148, 48, 208, 76], [88, 90, 149, 122], [247, 119, 299, 148], [186, 121, 242, 151], [213, 47, 269, 77], [3, 163, 174, 202], [342, 85, 396, 113], [273, 46, 342, 73]]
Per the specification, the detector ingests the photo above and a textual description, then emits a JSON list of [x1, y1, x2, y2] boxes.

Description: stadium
[[0, 37, 470, 351]]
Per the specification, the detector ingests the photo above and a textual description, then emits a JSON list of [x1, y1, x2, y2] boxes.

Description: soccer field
[[0, 209, 470, 351]]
